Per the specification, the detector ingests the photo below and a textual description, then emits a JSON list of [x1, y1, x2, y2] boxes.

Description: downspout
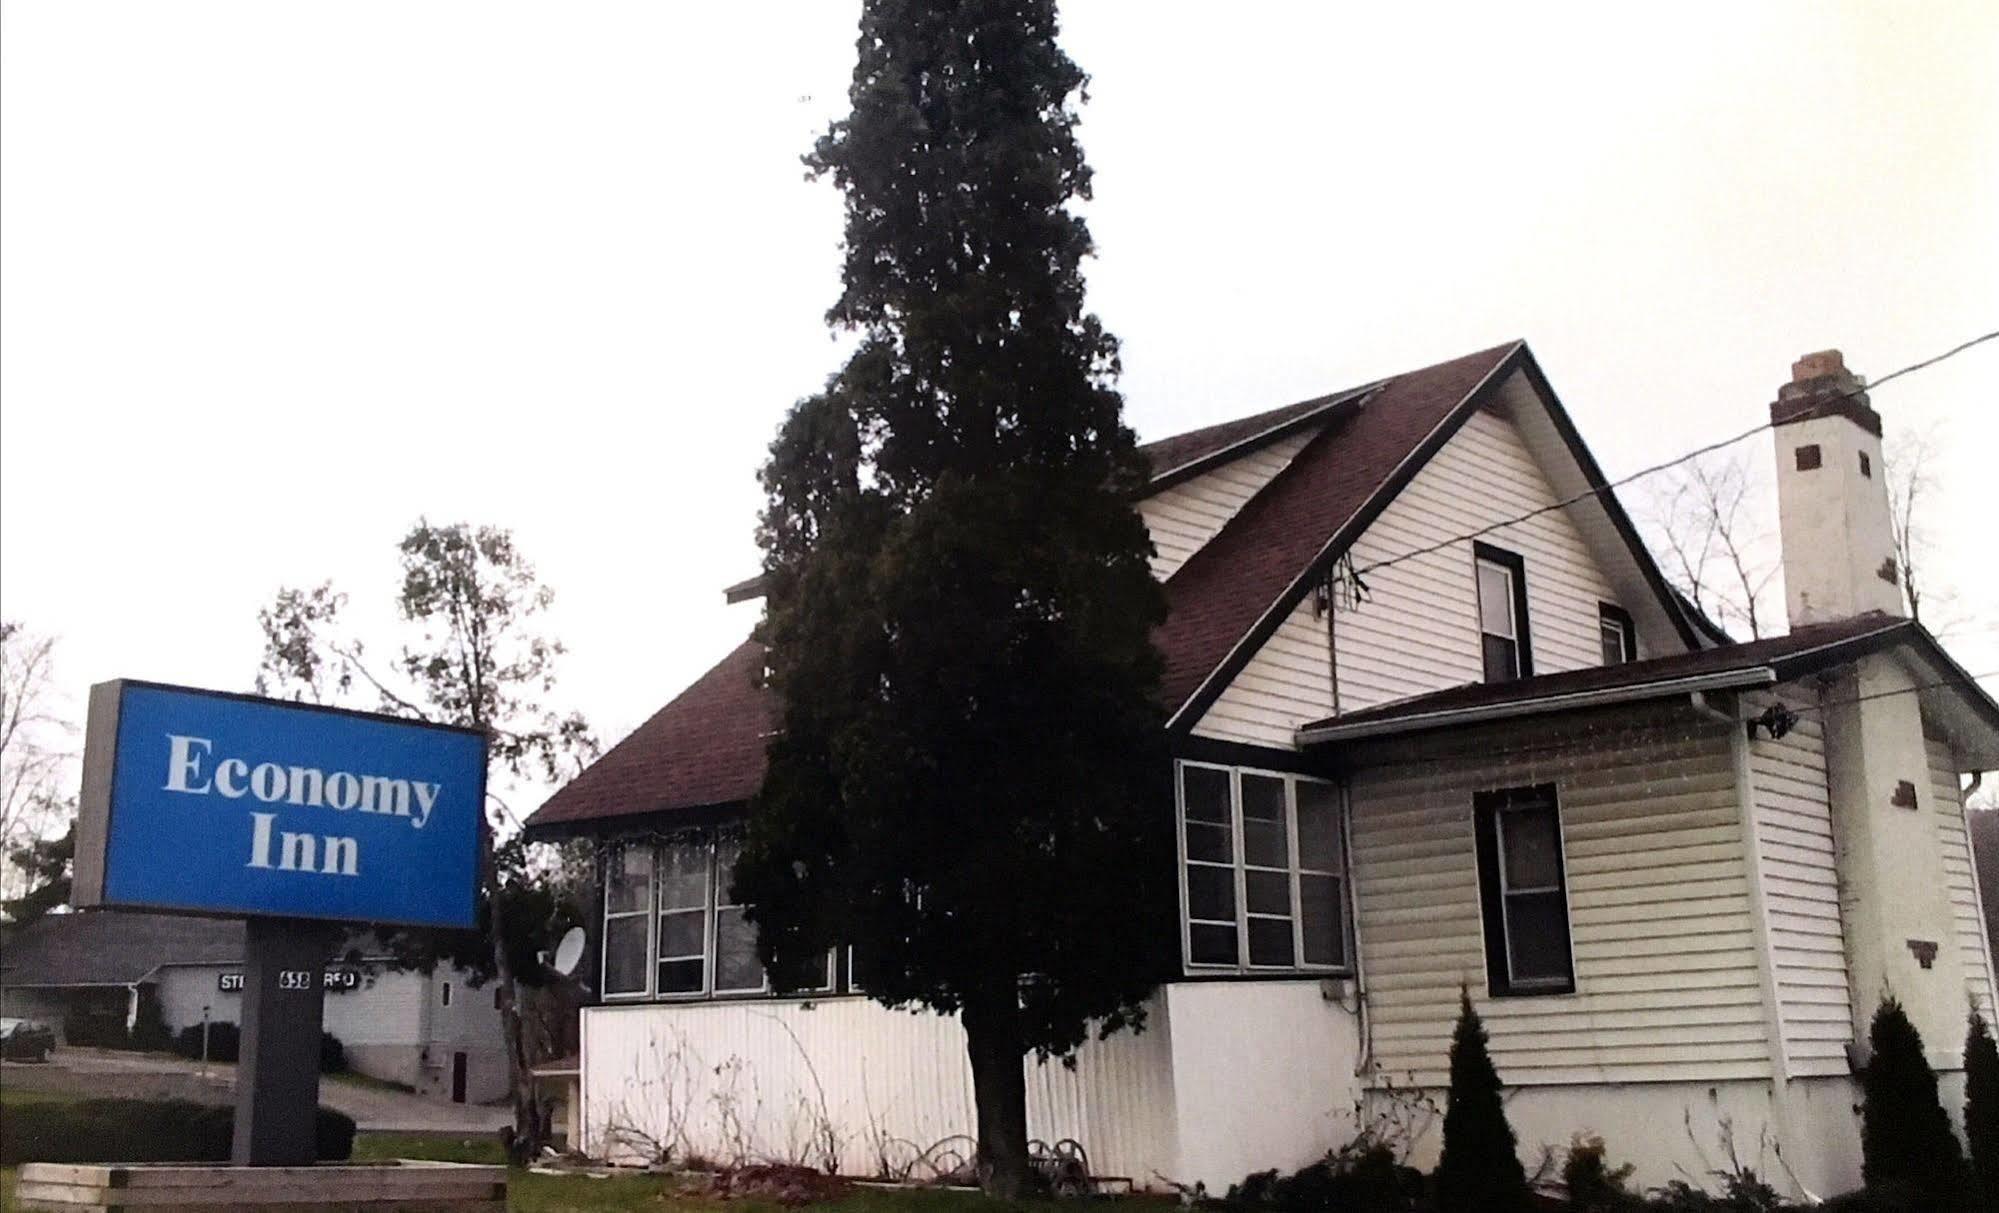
[[1341, 777, 1371, 1079], [1728, 696, 1817, 1203]]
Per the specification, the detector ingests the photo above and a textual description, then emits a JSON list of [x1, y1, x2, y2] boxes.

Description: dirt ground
[[1, 1047, 513, 1133]]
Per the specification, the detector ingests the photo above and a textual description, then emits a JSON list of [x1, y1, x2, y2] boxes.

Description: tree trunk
[[479, 805, 545, 1164], [962, 990, 1031, 1199]]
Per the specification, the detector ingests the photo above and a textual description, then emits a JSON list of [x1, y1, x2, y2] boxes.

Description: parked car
[[0, 1016, 57, 1062]]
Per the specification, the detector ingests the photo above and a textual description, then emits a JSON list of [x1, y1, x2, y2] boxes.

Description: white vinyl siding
[[1334, 407, 1622, 713], [1139, 431, 1314, 582], [1193, 598, 1334, 747], [1931, 735, 1998, 1023], [1349, 706, 1766, 1086], [1746, 697, 1854, 1077]]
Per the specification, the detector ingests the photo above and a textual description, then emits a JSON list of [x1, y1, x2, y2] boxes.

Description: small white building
[[526, 342, 1999, 1199], [0, 910, 510, 1104]]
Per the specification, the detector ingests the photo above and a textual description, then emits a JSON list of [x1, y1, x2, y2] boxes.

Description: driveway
[[4, 1048, 513, 1134]]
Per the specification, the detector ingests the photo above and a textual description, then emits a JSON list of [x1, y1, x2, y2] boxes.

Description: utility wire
[[1343, 329, 1999, 586], [1787, 669, 1998, 717]]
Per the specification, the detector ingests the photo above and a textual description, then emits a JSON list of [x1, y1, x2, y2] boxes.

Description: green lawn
[[3, 1130, 1132, 1213]]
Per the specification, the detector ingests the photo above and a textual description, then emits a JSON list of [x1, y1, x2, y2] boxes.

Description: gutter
[[1294, 666, 1779, 746]]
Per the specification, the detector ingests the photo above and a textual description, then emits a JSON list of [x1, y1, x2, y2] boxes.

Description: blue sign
[[75, 681, 485, 928]]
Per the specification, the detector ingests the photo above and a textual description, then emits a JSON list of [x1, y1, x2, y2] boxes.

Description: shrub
[[1966, 1010, 1999, 1211], [1563, 1135, 1639, 1211], [129, 999, 172, 1052], [0, 1098, 355, 1164], [1226, 1141, 1421, 1213], [1859, 998, 1967, 1208], [1435, 992, 1528, 1213], [172, 1021, 240, 1062], [169, 1023, 345, 1074]]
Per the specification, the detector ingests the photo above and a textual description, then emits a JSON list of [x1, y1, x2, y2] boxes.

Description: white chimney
[[1771, 350, 1964, 1067], [1769, 350, 1903, 625]]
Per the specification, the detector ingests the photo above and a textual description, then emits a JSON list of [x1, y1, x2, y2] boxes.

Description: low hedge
[[0, 1098, 355, 1165], [170, 1023, 347, 1073]]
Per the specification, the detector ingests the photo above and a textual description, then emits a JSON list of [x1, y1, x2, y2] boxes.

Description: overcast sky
[[4, 2, 1995, 810]]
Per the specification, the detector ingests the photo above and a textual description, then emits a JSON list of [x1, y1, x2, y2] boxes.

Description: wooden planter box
[[16, 1159, 507, 1211]]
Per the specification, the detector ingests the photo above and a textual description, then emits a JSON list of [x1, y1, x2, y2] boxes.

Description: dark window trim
[[1598, 602, 1637, 663], [1472, 541, 1533, 680], [1472, 784, 1576, 997]]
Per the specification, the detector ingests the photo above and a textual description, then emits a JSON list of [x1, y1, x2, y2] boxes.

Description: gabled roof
[[1156, 342, 1522, 720], [1294, 612, 1999, 755], [525, 339, 1709, 832], [0, 911, 244, 987], [527, 639, 774, 832]]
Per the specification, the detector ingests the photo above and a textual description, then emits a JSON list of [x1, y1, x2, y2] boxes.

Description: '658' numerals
[[277, 970, 316, 991]]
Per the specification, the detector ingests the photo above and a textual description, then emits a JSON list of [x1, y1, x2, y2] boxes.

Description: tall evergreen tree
[[735, 0, 1170, 1196], [1861, 997, 1967, 1207], [1965, 1009, 1999, 1210], [1436, 992, 1529, 1213]]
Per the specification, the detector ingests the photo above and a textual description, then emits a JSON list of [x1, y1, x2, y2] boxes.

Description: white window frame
[[1598, 615, 1628, 666], [601, 842, 656, 1001], [1476, 555, 1521, 681], [655, 838, 713, 999], [1176, 761, 1351, 977], [1479, 786, 1576, 995], [599, 834, 839, 1001]]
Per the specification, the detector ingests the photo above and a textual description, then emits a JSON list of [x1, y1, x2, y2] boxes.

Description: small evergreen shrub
[[1563, 1134, 1639, 1211], [0, 1098, 355, 1164], [1965, 1010, 1999, 1211], [129, 999, 172, 1052], [1860, 997, 1968, 1208], [1435, 992, 1528, 1213]]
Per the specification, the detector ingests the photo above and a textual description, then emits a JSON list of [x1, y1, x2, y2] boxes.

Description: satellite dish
[[551, 927, 587, 978]]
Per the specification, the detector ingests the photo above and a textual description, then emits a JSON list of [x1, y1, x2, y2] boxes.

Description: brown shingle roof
[[1138, 391, 1357, 482], [528, 341, 1545, 831], [1154, 341, 1521, 717], [527, 639, 773, 830], [1297, 613, 1914, 741]]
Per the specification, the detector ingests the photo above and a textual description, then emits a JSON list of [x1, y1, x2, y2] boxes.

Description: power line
[[1796, 669, 1998, 716], [1344, 330, 1999, 586]]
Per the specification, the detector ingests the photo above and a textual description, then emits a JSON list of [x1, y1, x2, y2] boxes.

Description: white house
[[524, 342, 1999, 1198], [0, 910, 510, 1104]]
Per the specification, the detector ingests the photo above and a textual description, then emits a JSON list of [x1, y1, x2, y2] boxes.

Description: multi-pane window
[[656, 841, 710, 995], [1474, 544, 1530, 683], [712, 838, 764, 994], [603, 833, 834, 1000], [1473, 785, 1575, 995], [1598, 603, 1636, 665], [602, 844, 654, 997], [1178, 762, 1349, 974]]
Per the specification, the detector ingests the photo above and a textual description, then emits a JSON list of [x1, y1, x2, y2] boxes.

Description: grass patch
[[0, 1083, 83, 1107], [353, 1132, 508, 1165], [346, 1136, 1165, 1213], [327, 1069, 416, 1095]]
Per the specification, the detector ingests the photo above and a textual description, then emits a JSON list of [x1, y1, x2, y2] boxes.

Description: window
[[1473, 543, 1531, 683], [1178, 762, 1348, 974], [440, 981, 452, 1008], [1597, 603, 1636, 665], [657, 840, 710, 995], [712, 838, 764, 994], [494, 987, 503, 1010], [600, 832, 835, 1000], [1473, 785, 1575, 995], [602, 844, 654, 997]]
